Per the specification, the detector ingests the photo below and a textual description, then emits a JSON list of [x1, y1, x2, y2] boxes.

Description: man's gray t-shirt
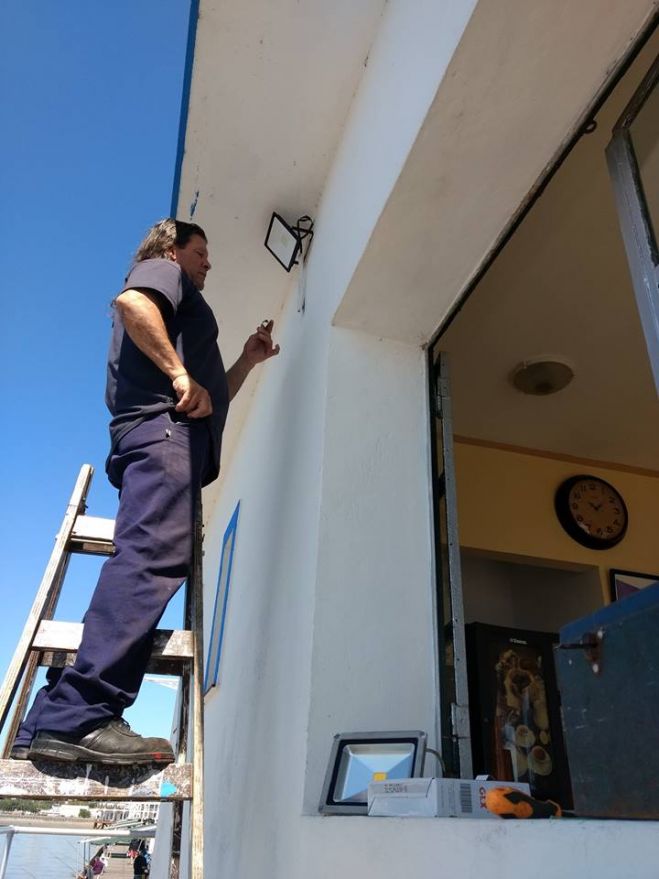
[[105, 258, 229, 487]]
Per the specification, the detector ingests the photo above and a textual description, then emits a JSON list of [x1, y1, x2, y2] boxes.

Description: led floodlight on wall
[[264, 212, 314, 271], [319, 730, 427, 815]]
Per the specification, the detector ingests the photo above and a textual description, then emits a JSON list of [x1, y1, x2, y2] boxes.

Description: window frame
[[204, 501, 241, 695]]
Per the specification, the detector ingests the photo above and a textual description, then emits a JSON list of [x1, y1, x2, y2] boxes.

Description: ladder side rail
[[166, 553, 196, 879], [167, 677, 189, 878], [173, 575, 193, 765], [1, 576, 68, 757], [2, 653, 44, 759], [175, 672, 191, 762], [0, 551, 74, 741], [168, 578, 192, 879], [0, 465, 200, 876], [190, 497, 205, 879], [0, 465, 94, 737], [177, 542, 195, 767], [0, 828, 15, 879], [169, 801, 183, 879], [168, 660, 190, 879]]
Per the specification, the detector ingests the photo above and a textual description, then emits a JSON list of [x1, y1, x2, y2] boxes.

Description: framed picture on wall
[[204, 502, 241, 695], [466, 622, 572, 809], [609, 569, 659, 602]]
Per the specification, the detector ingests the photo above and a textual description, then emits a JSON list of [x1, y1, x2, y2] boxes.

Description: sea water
[[1, 832, 86, 879]]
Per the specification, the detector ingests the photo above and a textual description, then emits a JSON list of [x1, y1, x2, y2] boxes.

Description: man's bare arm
[[226, 353, 253, 401], [115, 289, 212, 418], [226, 320, 280, 401]]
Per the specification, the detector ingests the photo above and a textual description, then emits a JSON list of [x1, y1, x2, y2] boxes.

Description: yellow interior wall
[[454, 441, 659, 603]]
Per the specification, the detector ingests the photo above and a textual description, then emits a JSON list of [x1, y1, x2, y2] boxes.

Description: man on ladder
[[11, 218, 279, 765]]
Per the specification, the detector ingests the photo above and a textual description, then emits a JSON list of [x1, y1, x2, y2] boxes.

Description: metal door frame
[[606, 53, 659, 395], [428, 351, 472, 778]]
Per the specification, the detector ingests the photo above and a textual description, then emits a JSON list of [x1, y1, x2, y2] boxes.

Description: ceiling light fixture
[[264, 212, 314, 272], [510, 357, 575, 396]]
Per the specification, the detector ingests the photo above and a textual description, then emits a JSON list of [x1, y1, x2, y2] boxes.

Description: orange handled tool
[[485, 786, 562, 819]]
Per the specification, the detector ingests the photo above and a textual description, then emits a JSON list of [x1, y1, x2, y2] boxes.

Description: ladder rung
[[33, 621, 193, 675], [38, 652, 186, 677], [68, 515, 116, 555], [0, 759, 192, 801]]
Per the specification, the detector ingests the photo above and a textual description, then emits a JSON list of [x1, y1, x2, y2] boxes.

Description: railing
[[0, 824, 156, 879]]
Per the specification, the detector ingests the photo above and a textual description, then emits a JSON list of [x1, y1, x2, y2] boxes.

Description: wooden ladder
[[0, 465, 204, 879]]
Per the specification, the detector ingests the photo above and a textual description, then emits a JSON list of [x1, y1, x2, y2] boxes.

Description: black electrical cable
[[293, 215, 314, 261], [423, 746, 447, 776]]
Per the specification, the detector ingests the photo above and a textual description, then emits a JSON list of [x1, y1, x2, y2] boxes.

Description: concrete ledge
[[299, 814, 659, 879]]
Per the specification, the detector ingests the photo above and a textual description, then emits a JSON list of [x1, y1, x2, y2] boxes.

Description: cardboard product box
[[367, 777, 531, 818]]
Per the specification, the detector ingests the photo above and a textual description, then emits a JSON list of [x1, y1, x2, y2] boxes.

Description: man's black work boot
[[9, 745, 30, 760], [28, 718, 175, 766]]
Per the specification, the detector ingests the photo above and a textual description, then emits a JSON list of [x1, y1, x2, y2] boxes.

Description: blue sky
[[1, 1, 192, 741]]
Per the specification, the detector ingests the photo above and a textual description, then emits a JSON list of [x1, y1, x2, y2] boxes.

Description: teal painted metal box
[[556, 582, 659, 818]]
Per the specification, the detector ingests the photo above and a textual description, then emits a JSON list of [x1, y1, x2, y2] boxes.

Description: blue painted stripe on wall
[[170, 0, 201, 217]]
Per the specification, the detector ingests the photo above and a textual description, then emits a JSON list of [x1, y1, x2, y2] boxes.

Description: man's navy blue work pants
[[15, 412, 211, 743]]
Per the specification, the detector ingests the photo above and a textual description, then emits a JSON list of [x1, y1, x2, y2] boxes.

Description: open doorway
[[428, 31, 659, 800]]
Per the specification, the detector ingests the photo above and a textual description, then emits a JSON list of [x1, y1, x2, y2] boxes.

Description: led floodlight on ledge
[[319, 730, 427, 815], [264, 212, 314, 271]]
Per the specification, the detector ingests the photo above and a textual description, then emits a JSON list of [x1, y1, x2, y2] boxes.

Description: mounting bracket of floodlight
[[264, 212, 314, 271]]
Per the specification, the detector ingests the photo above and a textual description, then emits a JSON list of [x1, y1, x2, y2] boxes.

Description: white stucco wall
[[303, 328, 436, 812], [200, 284, 327, 879], [201, 323, 435, 876], [171, 0, 659, 876]]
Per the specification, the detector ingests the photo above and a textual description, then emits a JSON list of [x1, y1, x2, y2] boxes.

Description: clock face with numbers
[[554, 475, 628, 550]]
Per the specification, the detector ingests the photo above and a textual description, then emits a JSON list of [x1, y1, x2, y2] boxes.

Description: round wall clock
[[554, 474, 628, 550]]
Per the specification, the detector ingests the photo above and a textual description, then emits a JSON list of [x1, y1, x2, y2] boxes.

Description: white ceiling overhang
[[334, 0, 658, 346], [177, 0, 385, 358]]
